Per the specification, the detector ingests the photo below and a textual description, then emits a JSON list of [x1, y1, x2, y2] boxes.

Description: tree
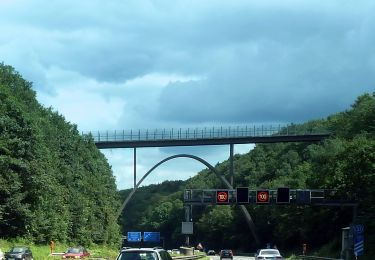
[[0, 63, 121, 245]]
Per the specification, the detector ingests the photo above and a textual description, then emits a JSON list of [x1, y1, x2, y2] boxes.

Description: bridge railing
[[83, 125, 329, 143]]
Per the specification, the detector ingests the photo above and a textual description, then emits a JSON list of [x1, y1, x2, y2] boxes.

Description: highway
[[208, 255, 255, 260]]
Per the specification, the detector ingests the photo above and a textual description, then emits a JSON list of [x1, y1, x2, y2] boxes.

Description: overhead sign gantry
[[183, 188, 357, 206]]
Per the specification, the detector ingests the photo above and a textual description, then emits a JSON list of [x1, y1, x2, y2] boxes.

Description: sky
[[1, 0, 374, 189]]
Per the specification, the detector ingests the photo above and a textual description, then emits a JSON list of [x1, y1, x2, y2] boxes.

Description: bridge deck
[[84, 125, 330, 149]]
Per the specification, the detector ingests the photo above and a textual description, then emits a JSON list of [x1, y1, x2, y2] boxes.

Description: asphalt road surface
[[209, 255, 255, 260]]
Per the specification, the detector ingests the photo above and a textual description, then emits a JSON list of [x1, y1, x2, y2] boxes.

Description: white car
[[255, 249, 283, 260], [116, 247, 173, 260], [0, 248, 4, 260]]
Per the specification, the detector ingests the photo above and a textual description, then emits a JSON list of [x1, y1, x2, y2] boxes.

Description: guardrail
[[50, 253, 109, 259], [172, 254, 206, 260], [296, 255, 343, 260]]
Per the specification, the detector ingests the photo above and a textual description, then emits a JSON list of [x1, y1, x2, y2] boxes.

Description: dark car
[[62, 247, 90, 259], [219, 249, 233, 260], [5, 246, 33, 260], [207, 250, 216, 255]]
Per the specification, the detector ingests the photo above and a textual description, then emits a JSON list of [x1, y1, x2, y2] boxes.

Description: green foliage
[[196, 205, 236, 248], [120, 92, 375, 257], [119, 181, 184, 248], [0, 238, 120, 259], [2, 63, 374, 257], [0, 63, 121, 245]]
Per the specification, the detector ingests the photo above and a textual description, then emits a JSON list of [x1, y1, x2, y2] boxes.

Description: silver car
[[116, 247, 173, 260], [255, 249, 283, 260]]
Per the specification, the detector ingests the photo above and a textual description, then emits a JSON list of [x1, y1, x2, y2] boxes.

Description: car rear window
[[67, 248, 81, 253], [10, 248, 25, 253], [118, 251, 158, 260], [260, 250, 279, 255]]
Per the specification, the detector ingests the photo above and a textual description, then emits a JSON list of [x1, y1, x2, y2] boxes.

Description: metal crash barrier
[[172, 255, 204, 260], [296, 256, 343, 260], [172, 248, 205, 260]]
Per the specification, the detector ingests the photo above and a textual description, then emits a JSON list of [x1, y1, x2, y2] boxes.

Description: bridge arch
[[118, 153, 260, 245]]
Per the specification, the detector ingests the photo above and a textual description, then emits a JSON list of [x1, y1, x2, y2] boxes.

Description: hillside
[[1, 63, 374, 257], [120, 93, 375, 258], [0, 64, 121, 245]]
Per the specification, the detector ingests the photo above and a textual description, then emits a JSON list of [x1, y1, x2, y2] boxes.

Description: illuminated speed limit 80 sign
[[256, 190, 270, 204]]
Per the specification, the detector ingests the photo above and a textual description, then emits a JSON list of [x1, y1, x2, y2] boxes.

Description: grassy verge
[[0, 239, 120, 260]]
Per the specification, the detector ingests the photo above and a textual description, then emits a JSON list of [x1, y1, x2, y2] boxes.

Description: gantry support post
[[185, 205, 192, 246]]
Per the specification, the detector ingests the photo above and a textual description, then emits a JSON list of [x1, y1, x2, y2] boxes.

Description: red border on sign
[[216, 190, 229, 204], [256, 190, 270, 204]]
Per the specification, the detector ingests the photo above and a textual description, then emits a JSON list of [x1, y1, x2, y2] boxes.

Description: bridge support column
[[134, 148, 136, 189], [230, 144, 234, 187]]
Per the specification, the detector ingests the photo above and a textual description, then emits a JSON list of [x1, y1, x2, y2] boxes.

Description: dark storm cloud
[[156, 2, 375, 123], [1, 0, 374, 124], [2, 0, 375, 189]]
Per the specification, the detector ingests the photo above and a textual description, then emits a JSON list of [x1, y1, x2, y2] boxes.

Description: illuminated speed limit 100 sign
[[256, 190, 270, 204], [216, 190, 229, 204]]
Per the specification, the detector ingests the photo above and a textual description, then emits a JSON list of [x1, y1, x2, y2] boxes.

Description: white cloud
[[37, 67, 126, 130], [39, 89, 125, 131]]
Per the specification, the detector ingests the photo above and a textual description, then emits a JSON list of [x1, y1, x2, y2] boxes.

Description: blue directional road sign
[[143, 232, 160, 242], [127, 231, 142, 242], [353, 224, 364, 257]]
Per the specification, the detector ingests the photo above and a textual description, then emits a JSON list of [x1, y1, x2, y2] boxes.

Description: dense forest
[[0, 63, 121, 245], [1, 63, 374, 258], [120, 93, 375, 258]]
